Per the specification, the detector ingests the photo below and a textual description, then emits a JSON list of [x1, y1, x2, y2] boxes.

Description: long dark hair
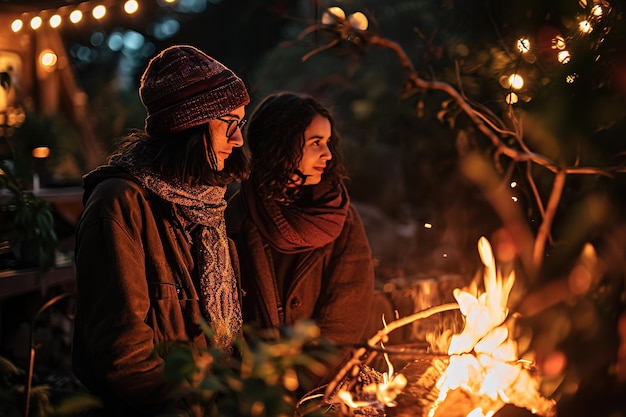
[[111, 124, 249, 186], [245, 92, 346, 203]]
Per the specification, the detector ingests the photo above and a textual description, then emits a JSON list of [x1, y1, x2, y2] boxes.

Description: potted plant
[[0, 159, 57, 271]]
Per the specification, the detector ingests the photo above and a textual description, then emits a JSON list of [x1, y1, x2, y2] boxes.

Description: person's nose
[[321, 143, 332, 161], [229, 129, 244, 147]]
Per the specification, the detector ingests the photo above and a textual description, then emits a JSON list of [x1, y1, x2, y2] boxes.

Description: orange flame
[[429, 237, 556, 417]]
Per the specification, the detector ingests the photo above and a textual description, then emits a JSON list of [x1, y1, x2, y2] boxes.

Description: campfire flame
[[333, 236, 555, 417], [429, 237, 556, 417], [337, 317, 408, 410]]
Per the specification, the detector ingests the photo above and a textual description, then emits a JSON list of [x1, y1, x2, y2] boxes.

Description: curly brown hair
[[246, 92, 346, 203], [111, 124, 249, 186]]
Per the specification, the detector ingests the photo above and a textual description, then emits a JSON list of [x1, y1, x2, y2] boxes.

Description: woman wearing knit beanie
[[226, 92, 375, 397], [72, 45, 249, 417]]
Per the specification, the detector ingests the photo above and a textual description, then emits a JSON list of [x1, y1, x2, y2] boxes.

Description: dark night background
[[1, 0, 625, 416]]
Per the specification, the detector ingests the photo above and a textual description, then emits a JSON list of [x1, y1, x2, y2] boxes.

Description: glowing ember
[[429, 237, 556, 417], [337, 318, 408, 411]]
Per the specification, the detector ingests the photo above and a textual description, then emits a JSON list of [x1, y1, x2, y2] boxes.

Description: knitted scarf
[[241, 179, 350, 254], [112, 153, 241, 351]]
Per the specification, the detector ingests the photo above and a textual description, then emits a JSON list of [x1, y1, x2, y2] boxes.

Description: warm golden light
[[70, 10, 83, 23], [30, 16, 43, 30], [32, 147, 51, 159], [506, 92, 519, 105], [510, 181, 517, 188], [124, 0, 139, 14], [322, 6, 346, 24], [516, 38, 530, 53], [10, 19, 23, 32], [551, 35, 566, 50], [508, 74, 524, 90], [558, 50, 571, 64], [40, 50, 58, 71], [428, 237, 556, 417], [566, 74, 578, 83], [92, 5, 107, 20], [579, 20, 593, 33], [424, 222, 433, 229], [49, 14, 62, 28], [348, 12, 368, 30], [591, 4, 603, 16]]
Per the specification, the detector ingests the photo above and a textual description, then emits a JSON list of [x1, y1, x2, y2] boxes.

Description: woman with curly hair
[[226, 92, 375, 393]]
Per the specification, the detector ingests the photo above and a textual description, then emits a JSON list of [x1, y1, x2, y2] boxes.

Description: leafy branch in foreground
[[160, 320, 340, 417]]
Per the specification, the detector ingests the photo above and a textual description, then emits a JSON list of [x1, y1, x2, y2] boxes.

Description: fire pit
[[302, 237, 557, 417]]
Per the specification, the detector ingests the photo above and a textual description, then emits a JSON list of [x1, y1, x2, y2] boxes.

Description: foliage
[[0, 159, 57, 270], [249, 0, 626, 277], [160, 320, 340, 417], [8, 111, 85, 187], [0, 355, 100, 417]]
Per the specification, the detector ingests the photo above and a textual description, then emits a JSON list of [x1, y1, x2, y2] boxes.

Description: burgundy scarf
[[241, 180, 350, 254]]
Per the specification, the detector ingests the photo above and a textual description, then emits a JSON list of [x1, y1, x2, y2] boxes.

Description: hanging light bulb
[[506, 92, 519, 105], [517, 38, 530, 53], [591, 5, 603, 16], [11, 19, 23, 32], [558, 50, 571, 64], [49, 14, 62, 28], [30, 16, 43, 30], [508, 74, 524, 90], [39, 49, 58, 72], [124, 0, 139, 14], [551, 35, 566, 50], [579, 20, 593, 33], [92, 5, 107, 20], [322, 7, 346, 24], [70, 10, 83, 23], [348, 12, 368, 30]]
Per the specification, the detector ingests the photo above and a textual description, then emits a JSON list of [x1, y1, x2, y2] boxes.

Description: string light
[[92, 5, 107, 20], [551, 35, 566, 50], [8, 0, 159, 32], [49, 14, 62, 28], [10, 19, 23, 32], [591, 5, 603, 16], [70, 10, 83, 24], [516, 38, 530, 53], [124, 0, 139, 14], [506, 92, 519, 105], [579, 20, 593, 33], [557, 50, 571, 64], [348, 12, 368, 30], [30, 16, 43, 30], [322, 7, 346, 24], [508, 74, 524, 90], [39, 50, 58, 71]]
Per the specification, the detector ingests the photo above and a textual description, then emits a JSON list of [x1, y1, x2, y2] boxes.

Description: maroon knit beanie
[[139, 45, 250, 136]]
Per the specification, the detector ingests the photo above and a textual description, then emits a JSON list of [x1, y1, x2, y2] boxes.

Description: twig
[[533, 169, 567, 269], [323, 303, 460, 402]]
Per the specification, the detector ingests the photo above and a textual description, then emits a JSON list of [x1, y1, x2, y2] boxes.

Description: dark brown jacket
[[72, 167, 237, 417], [226, 188, 375, 389]]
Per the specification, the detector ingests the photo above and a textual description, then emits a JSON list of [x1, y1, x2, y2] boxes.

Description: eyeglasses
[[216, 117, 247, 138]]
